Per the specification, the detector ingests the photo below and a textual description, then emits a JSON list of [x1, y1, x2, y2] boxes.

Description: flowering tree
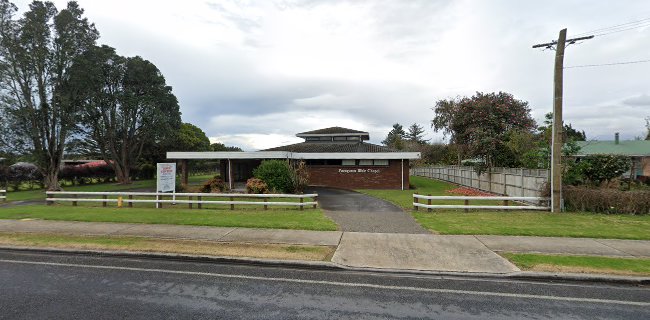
[[432, 92, 536, 173]]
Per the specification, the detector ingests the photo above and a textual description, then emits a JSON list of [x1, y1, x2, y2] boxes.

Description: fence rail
[[0, 190, 5, 202], [46, 191, 318, 210], [411, 166, 549, 198], [413, 194, 550, 211]]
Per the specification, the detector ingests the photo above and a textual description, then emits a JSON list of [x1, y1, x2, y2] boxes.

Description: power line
[[572, 17, 650, 37], [564, 59, 650, 69], [592, 23, 650, 36]]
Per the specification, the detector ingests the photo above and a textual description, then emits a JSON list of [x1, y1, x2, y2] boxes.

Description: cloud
[[12, 0, 650, 149]]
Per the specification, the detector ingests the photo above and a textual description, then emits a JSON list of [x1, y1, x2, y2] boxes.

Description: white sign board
[[157, 163, 176, 192]]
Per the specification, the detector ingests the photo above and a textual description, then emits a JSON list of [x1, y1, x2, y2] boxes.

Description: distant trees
[[210, 142, 243, 152], [645, 117, 650, 140], [176, 123, 211, 152], [432, 92, 536, 173], [382, 123, 406, 150], [405, 123, 428, 145], [0, 0, 99, 189]]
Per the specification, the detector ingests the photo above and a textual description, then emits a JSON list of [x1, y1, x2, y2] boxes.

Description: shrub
[[136, 163, 156, 180], [8, 162, 42, 190], [289, 160, 309, 193], [246, 178, 268, 194], [199, 176, 227, 193], [578, 155, 631, 186], [564, 186, 650, 214], [253, 160, 294, 193]]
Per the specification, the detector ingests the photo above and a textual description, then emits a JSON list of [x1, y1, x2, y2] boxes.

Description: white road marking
[[1, 258, 648, 307]]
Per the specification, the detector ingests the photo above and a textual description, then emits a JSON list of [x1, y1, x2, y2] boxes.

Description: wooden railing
[[413, 194, 550, 212], [0, 190, 5, 202], [46, 191, 318, 210]]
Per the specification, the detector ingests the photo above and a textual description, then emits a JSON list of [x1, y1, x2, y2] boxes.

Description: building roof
[[297, 127, 368, 135], [262, 141, 396, 153], [575, 140, 650, 156]]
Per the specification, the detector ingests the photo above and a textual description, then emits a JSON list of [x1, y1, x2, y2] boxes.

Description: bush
[[253, 160, 294, 193], [245, 178, 268, 194], [578, 155, 631, 186], [564, 186, 650, 214], [8, 162, 42, 190], [289, 160, 309, 193], [199, 176, 227, 193]]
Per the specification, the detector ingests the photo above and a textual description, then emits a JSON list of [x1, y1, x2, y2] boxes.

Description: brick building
[[167, 127, 420, 190]]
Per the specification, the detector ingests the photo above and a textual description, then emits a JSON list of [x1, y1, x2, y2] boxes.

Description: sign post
[[157, 163, 176, 208]]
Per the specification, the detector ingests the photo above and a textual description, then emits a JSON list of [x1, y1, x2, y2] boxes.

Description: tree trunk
[[44, 168, 60, 191]]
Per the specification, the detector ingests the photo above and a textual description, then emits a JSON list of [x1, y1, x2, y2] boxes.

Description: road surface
[[0, 249, 648, 319]]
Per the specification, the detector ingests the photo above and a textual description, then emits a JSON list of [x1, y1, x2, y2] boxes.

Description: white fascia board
[[167, 151, 289, 159], [290, 152, 421, 160]]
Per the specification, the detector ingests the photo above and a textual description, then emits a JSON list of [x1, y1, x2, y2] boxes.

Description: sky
[[15, 0, 650, 150]]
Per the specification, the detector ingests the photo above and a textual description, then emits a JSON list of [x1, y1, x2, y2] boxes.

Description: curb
[[1, 245, 648, 285]]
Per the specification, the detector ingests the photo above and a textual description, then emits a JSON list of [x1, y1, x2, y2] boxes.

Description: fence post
[[189, 196, 193, 209], [102, 195, 107, 207], [128, 195, 133, 208], [197, 196, 202, 209], [299, 196, 303, 211], [72, 194, 77, 207], [46, 192, 53, 206], [427, 194, 432, 212], [464, 199, 469, 213], [414, 192, 419, 211], [313, 195, 317, 209], [264, 197, 268, 210], [230, 196, 234, 210]]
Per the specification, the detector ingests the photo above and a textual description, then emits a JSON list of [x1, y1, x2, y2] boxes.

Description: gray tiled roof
[[262, 142, 397, 153], [297, 127, 368, 135]]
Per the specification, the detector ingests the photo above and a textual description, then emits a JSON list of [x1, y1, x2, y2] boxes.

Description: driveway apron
[[308, 187, 428, 234]]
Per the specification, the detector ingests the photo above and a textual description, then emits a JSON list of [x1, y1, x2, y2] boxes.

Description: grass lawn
[[0, 233, 334, 261], [414, 211, 650, 240], [502, 253, 650, 276], [358, 176, 650, 240], [0, 205, 337, 231]]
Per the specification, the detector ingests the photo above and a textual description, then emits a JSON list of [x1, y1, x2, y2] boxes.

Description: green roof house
[[576, 133, 650, 179]]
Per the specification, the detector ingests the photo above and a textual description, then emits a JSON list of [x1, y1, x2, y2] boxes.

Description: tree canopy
[[382, 123, 406, 150], [66, 44, 181, 184], [405, 123, 428, 144], [432, 92, 536, 172], [0, 0, 99, 189], [175, 123, 211, 152]]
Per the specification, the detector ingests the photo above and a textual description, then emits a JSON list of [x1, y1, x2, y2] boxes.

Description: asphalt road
[[0, 249, 648, 320]]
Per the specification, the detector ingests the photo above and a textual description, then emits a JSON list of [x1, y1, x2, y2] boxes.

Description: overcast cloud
[[15, 0, 650, 150]]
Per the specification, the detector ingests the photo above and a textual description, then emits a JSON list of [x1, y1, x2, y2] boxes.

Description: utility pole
[[532, 30, 593, 213]]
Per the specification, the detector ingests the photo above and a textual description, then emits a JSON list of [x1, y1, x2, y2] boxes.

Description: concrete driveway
[[307, 187, 428, 234]]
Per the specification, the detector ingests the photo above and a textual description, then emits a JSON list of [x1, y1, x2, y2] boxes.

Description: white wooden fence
[[411, 166, 549, 197], [0, 190, 5, 202], [46, 191, 318, 210], [413, 194, 550, 211]]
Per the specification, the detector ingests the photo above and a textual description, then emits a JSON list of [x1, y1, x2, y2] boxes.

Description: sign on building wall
[[157, 163, 176, 192]]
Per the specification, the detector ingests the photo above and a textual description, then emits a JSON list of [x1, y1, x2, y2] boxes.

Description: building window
[[342, 159, 356, 166], [374, 159, 389, 166], [359, 159, 373, 166], [306, 159, 342, 166], [346, 136, 360, 141], [333, 136, 347, 141], [305, 137, 319, 141]]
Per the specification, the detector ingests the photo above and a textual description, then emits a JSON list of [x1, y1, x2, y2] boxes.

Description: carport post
[[228, 159, 233, 190]]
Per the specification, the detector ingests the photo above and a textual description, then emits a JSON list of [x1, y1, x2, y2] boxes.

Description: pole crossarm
[[532, 35, 594, 48]]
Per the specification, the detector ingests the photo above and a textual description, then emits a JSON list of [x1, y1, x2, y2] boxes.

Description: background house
[[575, 133, 650, 181]]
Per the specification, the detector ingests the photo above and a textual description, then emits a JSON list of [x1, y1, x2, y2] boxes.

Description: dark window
[[333, 136, 347, 141], [306, 159, 342, 166], [346, 136, 360, 141]]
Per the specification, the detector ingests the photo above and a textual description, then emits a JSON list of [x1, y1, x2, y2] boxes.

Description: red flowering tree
[[432, 92, 536, 173]]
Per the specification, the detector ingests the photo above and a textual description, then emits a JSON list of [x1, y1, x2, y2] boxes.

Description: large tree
[[67, 45, 181, 184], [0, 0, 98, 189], [432, 92, 536, 172], [175, 123, 210, 151]]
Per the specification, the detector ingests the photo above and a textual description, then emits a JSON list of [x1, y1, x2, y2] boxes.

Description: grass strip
[[0, 233, 334, 261], [502, 253, 650, 276], [0, 205, 338, 231]]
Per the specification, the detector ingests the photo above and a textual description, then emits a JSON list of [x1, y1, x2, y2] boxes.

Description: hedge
[[564, 186, 650, 215]]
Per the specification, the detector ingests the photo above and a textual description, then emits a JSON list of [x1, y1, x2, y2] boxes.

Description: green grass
[[0, 205, 337, 231], [357, 176, 456, 209], [503, 253, 650, 276], [0, 233, 141, 246], [413, 211, 650, 240]]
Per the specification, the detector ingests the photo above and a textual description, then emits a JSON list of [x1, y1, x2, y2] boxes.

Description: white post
[[401, 159, 404, 190], [228, 158, 233, 190]]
